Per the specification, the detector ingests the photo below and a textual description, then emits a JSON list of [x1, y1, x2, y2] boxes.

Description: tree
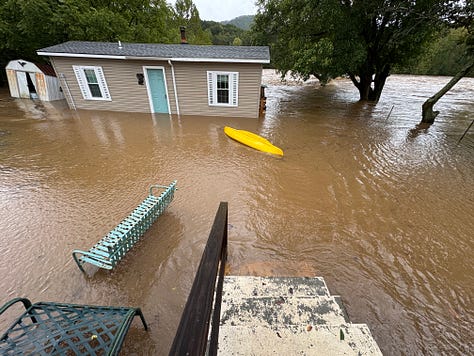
[[53, 0, 175, 43], [421, 61, 474, 123], [222, 15, 255, 30], [421, 3, 474, 124], [172, 0, 211, 44], [232, 37, 243, 46], [396, 27, 472, 76], [201, 20, 248, 45], [0, 0, 63, 61], [253, 0, 459, 102]]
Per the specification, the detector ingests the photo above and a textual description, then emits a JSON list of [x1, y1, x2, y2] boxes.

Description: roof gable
[[38, 41, 270, 64]]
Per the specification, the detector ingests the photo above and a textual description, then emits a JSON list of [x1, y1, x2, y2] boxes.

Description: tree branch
[[348, 72, 360, 89]]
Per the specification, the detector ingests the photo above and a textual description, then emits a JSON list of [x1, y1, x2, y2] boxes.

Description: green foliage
[[1, 0, 60, 60], [201, 20, 249, 45], [222, 15, 254, 30], [232, 37, 243, 46], [396, 27, 473, 76], [172, 0, 211, 44], [253, 0, 460, 101]]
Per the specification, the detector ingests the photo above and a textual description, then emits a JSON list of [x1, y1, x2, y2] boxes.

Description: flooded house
[[5, 59, 64, 101], [37, 40, 270, 118]]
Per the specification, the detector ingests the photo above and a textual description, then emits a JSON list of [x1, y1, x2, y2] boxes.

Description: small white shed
[[6, 59, 64, 101]]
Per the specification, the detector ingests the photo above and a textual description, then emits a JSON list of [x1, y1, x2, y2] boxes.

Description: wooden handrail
[[169, 202, 228, 356]]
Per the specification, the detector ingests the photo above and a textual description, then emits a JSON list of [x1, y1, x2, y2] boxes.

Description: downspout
[[168, 59, 180, 116]]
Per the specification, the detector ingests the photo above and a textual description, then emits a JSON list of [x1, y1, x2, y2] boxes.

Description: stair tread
[[220, 295, 348, 326], [223, 276, 330, 298], [218, 324, 383, 355]]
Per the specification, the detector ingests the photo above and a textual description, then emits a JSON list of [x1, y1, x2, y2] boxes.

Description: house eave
[[37, 52, 127, 60], [128, 56, 270, 64], [37, 51, 270, 64]]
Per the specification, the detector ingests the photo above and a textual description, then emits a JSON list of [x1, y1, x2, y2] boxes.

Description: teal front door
[[146, 68, 169, 113]]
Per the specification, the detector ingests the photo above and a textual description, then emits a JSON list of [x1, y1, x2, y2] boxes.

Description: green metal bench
[[73, 180, 177, 272], [0, 297, 147, 355]]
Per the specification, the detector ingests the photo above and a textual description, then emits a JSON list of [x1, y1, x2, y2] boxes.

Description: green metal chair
[[0, 298, 148, 355]]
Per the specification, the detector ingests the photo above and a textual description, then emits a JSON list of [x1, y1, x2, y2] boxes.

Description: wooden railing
[[169, 202, 228, 356]]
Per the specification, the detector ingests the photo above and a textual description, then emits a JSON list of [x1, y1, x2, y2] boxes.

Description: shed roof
[[36, 63, 57, 77], [37, 41, 270, 64], [6, 59, 57, 76]]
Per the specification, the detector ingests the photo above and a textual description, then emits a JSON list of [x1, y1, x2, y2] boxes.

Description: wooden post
[[259, 85, 267, 116]]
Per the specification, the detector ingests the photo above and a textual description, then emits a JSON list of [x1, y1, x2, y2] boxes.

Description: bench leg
[[134, 308, 148, 330], [72, 251, 86, 273]]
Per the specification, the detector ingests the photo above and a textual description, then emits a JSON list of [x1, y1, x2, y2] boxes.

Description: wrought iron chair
[[0, 298, 148, 355]]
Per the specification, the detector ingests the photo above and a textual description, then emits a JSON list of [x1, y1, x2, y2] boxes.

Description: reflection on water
[[0, 72, 473, 354]]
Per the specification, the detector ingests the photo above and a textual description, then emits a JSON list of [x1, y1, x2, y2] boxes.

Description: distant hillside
[[222, 15, 254, 31], [202, 20, 250, 46]]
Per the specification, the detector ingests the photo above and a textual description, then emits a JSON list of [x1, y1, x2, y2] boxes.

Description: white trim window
[[72, 65, 111, 101], [207, 71, 238, 107]]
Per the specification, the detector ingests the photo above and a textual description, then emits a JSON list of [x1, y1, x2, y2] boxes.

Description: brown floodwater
[[0, 71, 473, 355]]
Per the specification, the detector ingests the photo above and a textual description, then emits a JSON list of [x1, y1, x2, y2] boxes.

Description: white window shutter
[[72, 65, 89, 99], [207, 71, 214, 105], [95, 66, 111, 100], [231, 72, 238, 106]]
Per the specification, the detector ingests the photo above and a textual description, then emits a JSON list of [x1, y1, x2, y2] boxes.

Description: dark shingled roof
[[36, 63, 57, 77], [38, 41, 270, 63]]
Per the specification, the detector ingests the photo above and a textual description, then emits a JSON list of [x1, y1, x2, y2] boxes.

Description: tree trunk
[[358, 73, 373, 101], [349, 65, 390, 103], [421, 60, 474, 124], [372, 64, 391, 102]]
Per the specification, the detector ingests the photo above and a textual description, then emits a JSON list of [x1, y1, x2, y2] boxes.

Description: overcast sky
[[169, 0, 258, 22]]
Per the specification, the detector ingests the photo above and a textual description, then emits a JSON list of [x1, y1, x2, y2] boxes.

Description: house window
[[217, 74, 229, 104], [207, 71, 238, 107], [72, 65, 111, 101], [83, 69, 102, 97]]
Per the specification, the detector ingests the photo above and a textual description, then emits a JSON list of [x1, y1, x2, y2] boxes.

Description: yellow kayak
[[224, 126, 284, 156]]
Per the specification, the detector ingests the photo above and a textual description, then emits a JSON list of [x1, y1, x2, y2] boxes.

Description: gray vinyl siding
[[173, 62, 262, 118], [50, 57, 262, 118], [51, 57, 176, 113]]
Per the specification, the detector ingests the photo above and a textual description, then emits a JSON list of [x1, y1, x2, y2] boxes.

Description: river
[[0, 72, 473, 354]]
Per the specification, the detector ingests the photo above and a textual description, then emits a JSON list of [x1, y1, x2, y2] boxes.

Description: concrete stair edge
[[222, 275, 331, 298], [217, 323, 383, 355], [220, 295, 349, 327]]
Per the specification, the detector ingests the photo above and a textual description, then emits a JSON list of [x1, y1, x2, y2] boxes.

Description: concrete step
[[217, 276, 382, 355], [220, 295, 349, 327], [217, 324, 383, 355], [223, 276, 331, 298]]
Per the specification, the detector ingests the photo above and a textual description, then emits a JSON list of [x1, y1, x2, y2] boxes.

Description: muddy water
[[0, 72, 473, 355]]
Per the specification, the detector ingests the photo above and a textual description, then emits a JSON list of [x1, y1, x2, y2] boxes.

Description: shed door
[[16, 72, 30, 98], [146, 68, 169, 114]]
